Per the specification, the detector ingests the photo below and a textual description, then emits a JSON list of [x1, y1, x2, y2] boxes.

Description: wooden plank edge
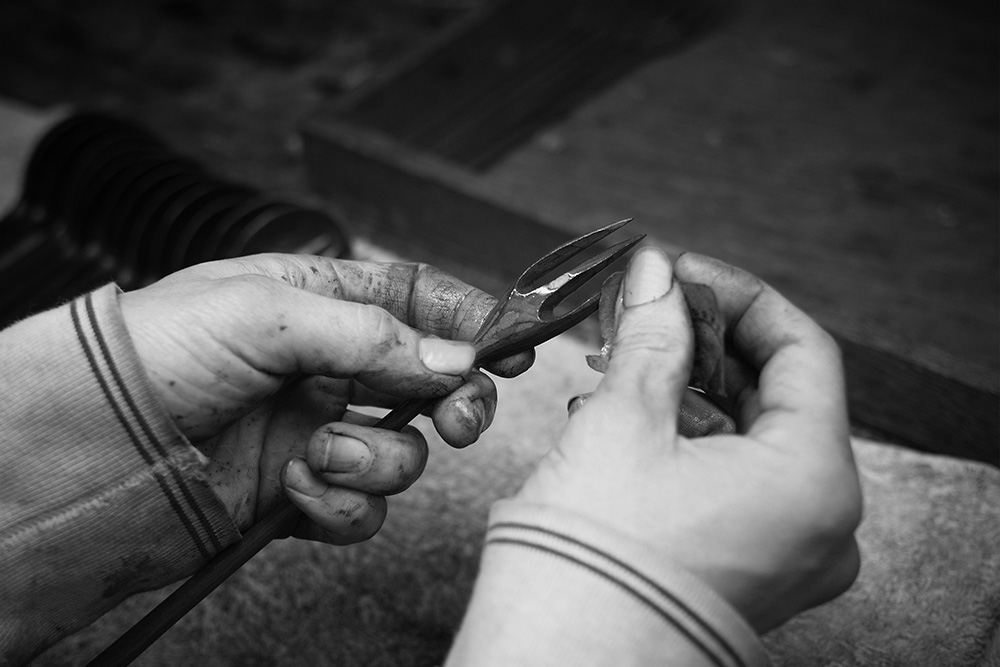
[[299, 114, 667, 288], [299, 117, 999, 467], [316, 2, 507, 120]]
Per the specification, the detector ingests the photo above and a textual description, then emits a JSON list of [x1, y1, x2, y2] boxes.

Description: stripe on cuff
[[487, 521, 748, 667], [71, 293, 222, 559]]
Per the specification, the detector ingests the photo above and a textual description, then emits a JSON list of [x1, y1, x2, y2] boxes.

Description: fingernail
[[480, 397, 496, 432], [567, 393, 591, 415], [283, 457, 325, 498], [321, 434, 372, 473], [467, 397, 494, 435], [419, 337, 475, 375], [453, 397, 487, 437], [623, 247, 673, 308]]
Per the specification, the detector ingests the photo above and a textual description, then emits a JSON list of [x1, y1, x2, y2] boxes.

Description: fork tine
[[518, 218, 633, 288], [538, 232, 646, 314], [547, 289, 602, 331], [476, 288, 605, 368]]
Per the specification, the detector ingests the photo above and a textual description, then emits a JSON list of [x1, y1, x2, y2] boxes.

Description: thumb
[[239, 282, 478, 398], [595, 247, 694, 429]]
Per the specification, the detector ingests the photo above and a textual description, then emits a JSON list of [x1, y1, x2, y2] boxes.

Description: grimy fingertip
[[283, 457, 325, 498]]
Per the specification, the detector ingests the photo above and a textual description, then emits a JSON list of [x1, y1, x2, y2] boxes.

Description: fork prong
[[538, 233, 646, 314], [518, 218, 633, 289], [476, 288, 605, 369], [544, 290, 603, 334]]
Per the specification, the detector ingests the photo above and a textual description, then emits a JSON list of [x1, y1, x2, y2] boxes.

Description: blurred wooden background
[[0, 0, 995, 461]]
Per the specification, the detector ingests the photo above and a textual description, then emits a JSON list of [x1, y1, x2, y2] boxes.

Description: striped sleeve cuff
[[447, 500, 768, 667], [67, 286, 240, 559], [0, 284, 240, 660]]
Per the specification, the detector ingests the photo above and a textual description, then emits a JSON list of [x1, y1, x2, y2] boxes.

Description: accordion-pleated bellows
[[0, 111, 350, 329]]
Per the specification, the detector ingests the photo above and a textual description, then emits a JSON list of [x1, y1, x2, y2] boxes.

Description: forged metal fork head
[[473, 218, 644, 366]]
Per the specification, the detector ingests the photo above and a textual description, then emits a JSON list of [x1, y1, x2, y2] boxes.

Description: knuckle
[[367, 305, 399, 338], [195, 274, 285, 320], [360, 306, 407, 356], [226, 272, 281, 293], [410, 261, 434, 281], [264, 255, 309, 288], [215, 274, 291, 314], [614, 322, 693, 373], [414, 262, 485, 338]]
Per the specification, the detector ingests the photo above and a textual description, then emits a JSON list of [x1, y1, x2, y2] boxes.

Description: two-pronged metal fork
[[88, 218, 644, 667]]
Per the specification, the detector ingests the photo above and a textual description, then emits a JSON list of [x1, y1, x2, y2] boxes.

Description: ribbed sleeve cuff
[[447, 500, 768, 667], [0, 284, 240, 661]]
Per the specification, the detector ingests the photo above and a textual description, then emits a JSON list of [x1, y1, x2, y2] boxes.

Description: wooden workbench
[[301, 0, 999, 463]]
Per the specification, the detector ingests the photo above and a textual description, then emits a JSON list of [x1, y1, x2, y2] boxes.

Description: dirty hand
[[516, 247, 862, 633], [120, 254, 533, 545]]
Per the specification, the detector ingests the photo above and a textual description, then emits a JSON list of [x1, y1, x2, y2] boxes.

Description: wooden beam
[[327, 0, 725, 170], [301, 117, 999, 466]]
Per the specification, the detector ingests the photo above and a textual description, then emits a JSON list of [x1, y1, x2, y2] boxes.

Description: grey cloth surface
[[34, 331, 998, 667]]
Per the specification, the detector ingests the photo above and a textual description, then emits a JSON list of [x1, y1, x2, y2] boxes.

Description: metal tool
[[85, 218, 644, 667]]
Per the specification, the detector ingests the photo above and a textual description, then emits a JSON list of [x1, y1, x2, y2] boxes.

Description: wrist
[[0, 286, 242, 656], [448, 500, 767, 667]]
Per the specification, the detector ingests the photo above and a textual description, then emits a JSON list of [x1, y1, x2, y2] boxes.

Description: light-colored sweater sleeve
[[0, 285, 241, 665], [446, 500, 768, 667]]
